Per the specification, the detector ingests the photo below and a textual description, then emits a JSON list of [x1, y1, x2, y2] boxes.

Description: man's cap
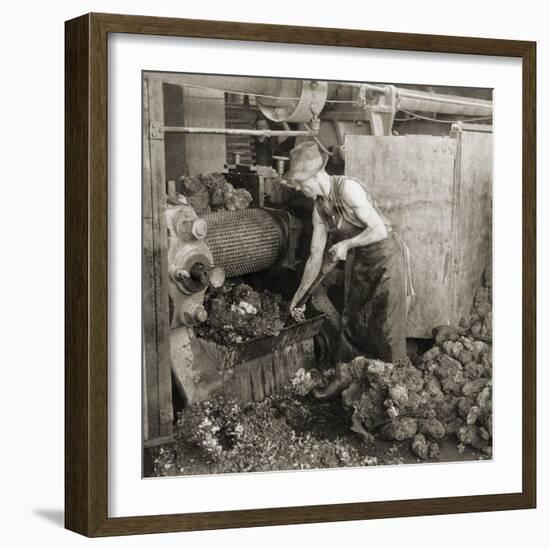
[[283, 141, 328, 186]]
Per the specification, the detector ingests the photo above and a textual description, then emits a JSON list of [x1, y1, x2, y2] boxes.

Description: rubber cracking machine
[[166, 202, 325, 406]]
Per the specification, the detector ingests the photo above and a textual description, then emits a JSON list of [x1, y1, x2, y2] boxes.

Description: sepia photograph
[[142, 72, 493, 477]]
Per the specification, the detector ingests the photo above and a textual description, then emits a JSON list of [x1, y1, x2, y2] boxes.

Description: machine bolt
[[175, 269, 190, 281], [180, 302, 208, 326], [191, 218, 208, 239], [176, 218, 207, 240], [194, 305, 208, 324]]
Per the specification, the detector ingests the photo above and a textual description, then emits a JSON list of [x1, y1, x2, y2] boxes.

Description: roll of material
[[203, 208, 287, 278]]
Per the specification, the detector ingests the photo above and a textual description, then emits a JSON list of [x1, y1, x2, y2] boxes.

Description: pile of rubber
[[179, 173, 253, 215], [458, 263, 492, 340], [331, 269, 493, 460], [195, 283, 288, 345]]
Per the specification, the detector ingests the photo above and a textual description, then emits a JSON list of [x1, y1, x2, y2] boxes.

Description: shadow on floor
[[33, 509, 64, 527]]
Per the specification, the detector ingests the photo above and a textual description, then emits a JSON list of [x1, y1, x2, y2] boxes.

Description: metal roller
[[203, 209, 288, 278]]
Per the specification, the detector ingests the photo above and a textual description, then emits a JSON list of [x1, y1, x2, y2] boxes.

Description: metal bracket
[[150, 121, 164, 140], [450, 121, 463, 138], [360, 84, 397, 136]]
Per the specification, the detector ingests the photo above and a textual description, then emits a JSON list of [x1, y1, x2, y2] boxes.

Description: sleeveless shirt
[[314, 175, 392, 236], [315, 175, 415, 309]]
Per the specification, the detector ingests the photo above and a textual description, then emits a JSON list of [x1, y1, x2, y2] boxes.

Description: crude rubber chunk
[[467, 406, 481, 425], [422, 346, 441, 363], [389, 384, 409, 407], [379, 417, 418, 441], [412, 434, 429, 460], [440, 377, 464, 397], [478, 385, 492, 411], [458, 396, 476, 419], [428, 443, 440, 458], [459, 336, 474, 351], [435, 355, 463, 381], [449, 342, 464, 360], [424, 376, 443, 396], [479, 426, 491, 441], [445, 418, 464, 436], [350, 410, 375, 445], [464, 362, 484, 380], [458, 349, 474, 366], [433, 325, 459, 345], [471, 341, 487, 360], [418, 418, 445, 440], [366, 360, 394, 388], [462, 378, 489, 397], [437, 394, 460, 421], [471, 322, 483, 338], [352, 387, 387, 431], [221, 182, 253, 210], [180, 175, 211, 214], [200, 173, 227, 208], [457, 425, 486, 451]]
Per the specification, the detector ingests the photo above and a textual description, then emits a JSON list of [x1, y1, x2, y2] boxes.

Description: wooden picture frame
[[65, 12, 536, 537]]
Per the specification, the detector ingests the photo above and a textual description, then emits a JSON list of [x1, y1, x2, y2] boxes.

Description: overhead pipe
[[145, 72, 299, 101], [397, 89, 492, 116], [326, 82, 492, 117], [146, 73, 492, 119]]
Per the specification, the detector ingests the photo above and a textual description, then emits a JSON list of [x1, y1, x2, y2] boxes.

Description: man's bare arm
[[290, 207, 328, 309], [327, 179, 387, 261], [342, 179, 388, 245]]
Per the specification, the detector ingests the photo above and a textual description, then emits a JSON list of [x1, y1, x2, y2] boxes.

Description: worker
[[286, 141, 413, 398]]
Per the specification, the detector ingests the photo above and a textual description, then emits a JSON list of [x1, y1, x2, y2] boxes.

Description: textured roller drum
[[203, 209, 287, 278]]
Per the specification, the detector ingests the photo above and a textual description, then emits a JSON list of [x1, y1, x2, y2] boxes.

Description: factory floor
[[144, 392, 486, 478]]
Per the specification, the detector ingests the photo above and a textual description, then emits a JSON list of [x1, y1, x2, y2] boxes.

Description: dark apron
[[336, 232, 407, 363], [317, 180, 407, 364]]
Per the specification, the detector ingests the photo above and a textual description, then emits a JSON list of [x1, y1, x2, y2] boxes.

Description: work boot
[[313, 363, 352, 400]]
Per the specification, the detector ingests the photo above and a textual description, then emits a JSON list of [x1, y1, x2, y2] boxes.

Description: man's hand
[[290, 304, 306, 323], [328, 240, 349, 262]]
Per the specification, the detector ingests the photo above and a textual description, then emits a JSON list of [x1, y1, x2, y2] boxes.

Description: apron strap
[[393, 231, 416, 316]]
